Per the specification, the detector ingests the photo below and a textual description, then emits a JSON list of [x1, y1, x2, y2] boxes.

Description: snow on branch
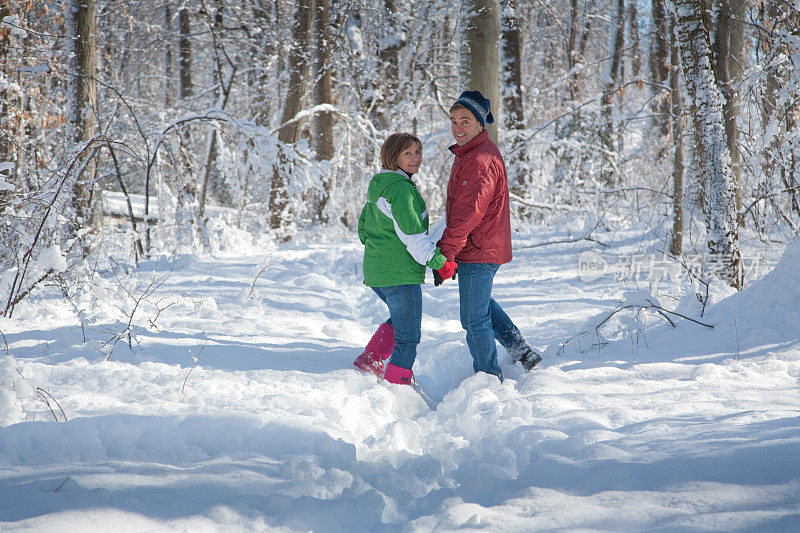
[[1, 15, 28, 38]]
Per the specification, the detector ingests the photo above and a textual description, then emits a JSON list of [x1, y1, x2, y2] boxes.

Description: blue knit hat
[[454, 90, 494, 126]]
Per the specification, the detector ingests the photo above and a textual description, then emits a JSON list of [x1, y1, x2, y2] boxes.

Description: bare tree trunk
[[314, 0, 334, 222], [782, 8, 800, 217], [163, 4, 172, 107], [628, 0, 641, 78], [210, 0, 224, 99], [175, 5, 195, 238], [567, 0, 580, 99], [0, 0, 16, 218], [650, 0, 670, 139], [67, 0, 97, 146], [600, 0, 625, 185], [714, 0, 744, 217], [277, 0, 312, 147], [789, 102, 800, 209], [199, 67, 235, 226], [270, 0, 314, 233], [374, 0, 402, 130], [759, 1, 780, 188], [66, 0, 99, 246], [197, 0, 230, 226], [759, 1, 800, 218], [178, 7, 193, 99], [0, 0, 13, 168], [672, 0, 740, 288], [501, 0, 526, 191], [0, 0, 12, 200], [501, 0, 523, 129], [669, 14, 684, 256], [314, 0, 334, 161], [462, 0, 500, 143], [251, 1, 277, 126]]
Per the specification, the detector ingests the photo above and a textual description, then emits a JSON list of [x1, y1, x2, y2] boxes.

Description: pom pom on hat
[[454, 90, 494, 126]]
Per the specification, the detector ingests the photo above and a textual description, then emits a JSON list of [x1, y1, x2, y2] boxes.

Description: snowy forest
[[2, 0, 800, 531], [0, 0, 797, 302]]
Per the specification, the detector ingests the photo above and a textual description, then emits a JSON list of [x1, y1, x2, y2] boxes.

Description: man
[[435, 90, 541, 380]]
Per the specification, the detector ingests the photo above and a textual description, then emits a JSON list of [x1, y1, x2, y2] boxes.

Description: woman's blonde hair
[[380, 133, 422, 170]]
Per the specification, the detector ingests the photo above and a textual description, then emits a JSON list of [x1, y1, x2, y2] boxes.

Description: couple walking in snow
[[354, 90, 541, 385]]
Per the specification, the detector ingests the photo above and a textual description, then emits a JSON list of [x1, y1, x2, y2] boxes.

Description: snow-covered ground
[[1, 228, 799, 532]]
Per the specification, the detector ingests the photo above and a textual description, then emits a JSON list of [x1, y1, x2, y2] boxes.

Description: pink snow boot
[[353, 323, 395, 375], [384, 363, 414, 385]]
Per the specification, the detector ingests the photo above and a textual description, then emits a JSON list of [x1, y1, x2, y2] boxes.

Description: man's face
[[450, 108, 483, 146]]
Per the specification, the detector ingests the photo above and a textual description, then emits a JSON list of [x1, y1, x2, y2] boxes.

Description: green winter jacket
[[358, 169, 446, 287]]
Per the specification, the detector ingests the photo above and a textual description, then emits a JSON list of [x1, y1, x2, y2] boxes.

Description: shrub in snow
[[545, 289, 714, 358], [0, 356, 33, 426]]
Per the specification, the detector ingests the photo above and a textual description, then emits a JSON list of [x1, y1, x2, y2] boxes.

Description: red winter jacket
[[437, 130, 513, 264]]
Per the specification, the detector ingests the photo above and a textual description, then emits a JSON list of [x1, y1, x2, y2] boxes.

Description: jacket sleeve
[[357, 203, 368, 245], [438, 157, 498, 261], [379, 181, 445, 267]]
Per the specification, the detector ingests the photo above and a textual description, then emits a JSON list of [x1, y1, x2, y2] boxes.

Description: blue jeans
[[371, 284, 422, 370], [458, 262, 531, 380]]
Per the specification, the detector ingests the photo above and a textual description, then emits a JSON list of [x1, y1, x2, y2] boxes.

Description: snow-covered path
[[1, 231, 799, 531]]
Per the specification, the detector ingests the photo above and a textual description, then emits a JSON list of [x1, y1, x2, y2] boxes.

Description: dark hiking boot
[[516, 349, 542, 371]]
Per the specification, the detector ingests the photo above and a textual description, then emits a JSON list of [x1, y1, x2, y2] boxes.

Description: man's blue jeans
[[457, 262, 531, 380], [371, 284, 422, 370]]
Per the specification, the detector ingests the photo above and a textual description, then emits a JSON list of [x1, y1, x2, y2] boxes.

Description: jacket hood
[[367, 169, 411, 203]]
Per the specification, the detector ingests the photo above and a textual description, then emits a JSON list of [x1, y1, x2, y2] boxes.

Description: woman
[[354, 133, 457, 384]]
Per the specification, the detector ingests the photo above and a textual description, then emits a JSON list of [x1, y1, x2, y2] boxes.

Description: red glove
[[436, 261, 457, 281]]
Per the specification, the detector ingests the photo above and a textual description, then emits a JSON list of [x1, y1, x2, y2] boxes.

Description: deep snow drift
[[1, 228, 799, 532]]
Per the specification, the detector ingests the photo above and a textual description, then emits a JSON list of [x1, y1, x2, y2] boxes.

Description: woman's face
[[450, 108, 483, 146], [396, 141, 422, 174]]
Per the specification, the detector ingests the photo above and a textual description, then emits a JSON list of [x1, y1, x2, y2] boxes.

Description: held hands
[[434, 261, 458, 287], [438, 261, 457, 279]]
